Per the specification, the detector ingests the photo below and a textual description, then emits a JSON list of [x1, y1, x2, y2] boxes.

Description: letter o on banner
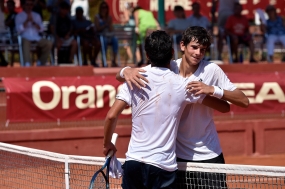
[[32, 81, 61, 110]]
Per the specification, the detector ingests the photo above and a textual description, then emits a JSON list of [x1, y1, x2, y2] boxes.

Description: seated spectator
[[213, 0, 239, 60], [225, 3, 256, 63], [120, 2, 136, 64], [94, 1, 118, 67], [167, 5, 190, 44], [50, 1, 77, 63], [71, 0, 89, 20], [260, 5, 285, 63], [15, 0, 52, 66], [0, 0, 8, 66], [187, 2, 211, 60], [187, 2, 211, 30], [132, 6, 160, 66], [73, 6, 100, 67], [47, 0, 70, 12], [5, 0, 17, 39], [33, 0, 46, 20]]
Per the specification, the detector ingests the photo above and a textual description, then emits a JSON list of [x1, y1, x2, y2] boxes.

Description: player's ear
[[180, 41, 185, 52], [171, 48, 174, 56], [146, 53, 150, 60]]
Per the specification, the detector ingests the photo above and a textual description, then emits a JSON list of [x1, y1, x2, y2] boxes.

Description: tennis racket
[[88, 133, 118, 189]]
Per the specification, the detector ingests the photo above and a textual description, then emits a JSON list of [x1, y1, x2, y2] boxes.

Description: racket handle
[[107, 133, 118, 158]]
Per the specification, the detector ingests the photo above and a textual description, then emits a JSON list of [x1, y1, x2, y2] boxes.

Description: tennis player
[[116, 26, 249, 188], [103, 30, 230, 189]]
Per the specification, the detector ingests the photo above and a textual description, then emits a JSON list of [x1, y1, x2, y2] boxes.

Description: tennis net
[[0, 142, 285, 189]]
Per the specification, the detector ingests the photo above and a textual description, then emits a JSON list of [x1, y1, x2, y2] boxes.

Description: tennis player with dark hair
[[104, 30, 230, 189], [116, 26, 249, 188]]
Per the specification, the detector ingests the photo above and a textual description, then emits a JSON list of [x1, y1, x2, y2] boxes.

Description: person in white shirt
[[187, 2, 211, 30], [116, 26, 249, 188], [104, 30, 230, 189], [15, 0, 52, 66]]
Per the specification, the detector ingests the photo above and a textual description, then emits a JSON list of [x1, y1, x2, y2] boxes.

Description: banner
[[3, 72, 285, 122], [106, 0, 283, 24], [215, 72, 285, 116], [3, 76, 131, 123]]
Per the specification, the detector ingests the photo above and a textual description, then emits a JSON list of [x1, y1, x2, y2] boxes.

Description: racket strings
[[92, 171, 107, 189]]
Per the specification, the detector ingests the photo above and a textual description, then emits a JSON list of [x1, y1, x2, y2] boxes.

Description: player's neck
[[179, 56, 199, 78]]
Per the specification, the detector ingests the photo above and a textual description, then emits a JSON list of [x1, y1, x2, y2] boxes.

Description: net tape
[[1, 142, 285, 189]]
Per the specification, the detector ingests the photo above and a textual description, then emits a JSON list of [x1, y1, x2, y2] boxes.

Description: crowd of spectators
[[0, 0, 284, 67], [166, 0, 285, 63]]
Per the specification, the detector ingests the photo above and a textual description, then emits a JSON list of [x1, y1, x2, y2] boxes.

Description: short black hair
[[7, 0, 15, 6], [59, 1, 70, 10], [144, 30, 173, 67], [181, 26, 212, 49], [192, 2, 200, 7], [174, 5, 184, 12], [75, 6, 84, 13]]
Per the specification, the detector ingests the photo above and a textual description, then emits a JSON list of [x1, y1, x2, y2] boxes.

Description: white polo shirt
[[171, 59, 237, 160], [116, 66, 205, 171]]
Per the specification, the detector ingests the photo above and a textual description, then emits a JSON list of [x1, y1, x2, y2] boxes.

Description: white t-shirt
[[116, 66, 205, 171], [172, 59, 237, 160], [187, 15, 211, 29], [167, 18, 191, 31]]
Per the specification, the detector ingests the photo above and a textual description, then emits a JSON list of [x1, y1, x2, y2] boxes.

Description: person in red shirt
[[225, 3, 256, 63]]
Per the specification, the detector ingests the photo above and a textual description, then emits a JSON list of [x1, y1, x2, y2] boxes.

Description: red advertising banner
[[3, 72, 285, 122], [106, 0, 284, 24], [3, 76, 131, 123], [216, 72, 285, 116]]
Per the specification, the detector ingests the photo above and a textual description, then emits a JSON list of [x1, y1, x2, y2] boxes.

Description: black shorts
[[176, 153, 228, 189], [121, 160, 177, 189]]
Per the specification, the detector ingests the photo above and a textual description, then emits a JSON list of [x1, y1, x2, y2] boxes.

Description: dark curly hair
[[144, 30, 173, 67], [181, 26, 212, 50]]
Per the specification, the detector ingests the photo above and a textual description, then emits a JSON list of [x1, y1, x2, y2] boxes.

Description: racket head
[[89, 156, 112, 189]]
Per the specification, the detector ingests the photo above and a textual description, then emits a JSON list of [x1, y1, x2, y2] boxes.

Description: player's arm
[[187, 81, 249, 108], [115, 67, 148, 90], [103, 99, 127, 156], [201, 95, 230, 113]]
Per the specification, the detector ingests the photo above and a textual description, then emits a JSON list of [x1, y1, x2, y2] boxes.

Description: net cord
[[1, 141, 285, 184]]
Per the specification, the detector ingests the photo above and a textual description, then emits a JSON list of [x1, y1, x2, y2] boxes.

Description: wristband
[[212, 86, 224, 99], [119, 66, 131, 78]]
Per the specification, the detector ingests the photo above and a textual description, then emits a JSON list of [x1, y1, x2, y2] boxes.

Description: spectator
[[47, 0, 70, 13], [212, 0, 239, 60], [33, 0, 46, 19], [50, 1, 77, 63], [15, 0, 52, 66], [225, 3, 256, 63], [70, 0, 89, 20], [120, 2, 136, 64], [73, 6, 100, 67], [187, 2, 211, 30], [260, 5, 285, 63], [94, 1, 118, 67], [167, 5, 190, 44], [132, 6, 160, 66], [5, 0, 17, 39], [0, 0, 8, 66]]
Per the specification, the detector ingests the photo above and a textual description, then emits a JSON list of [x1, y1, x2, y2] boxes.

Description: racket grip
[[107, 133, 118, 158]]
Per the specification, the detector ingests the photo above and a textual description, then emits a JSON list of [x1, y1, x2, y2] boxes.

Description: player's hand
[[186, 81, 214, 96], [103, 142, 117, 157], [124, 68, 148, 90]]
